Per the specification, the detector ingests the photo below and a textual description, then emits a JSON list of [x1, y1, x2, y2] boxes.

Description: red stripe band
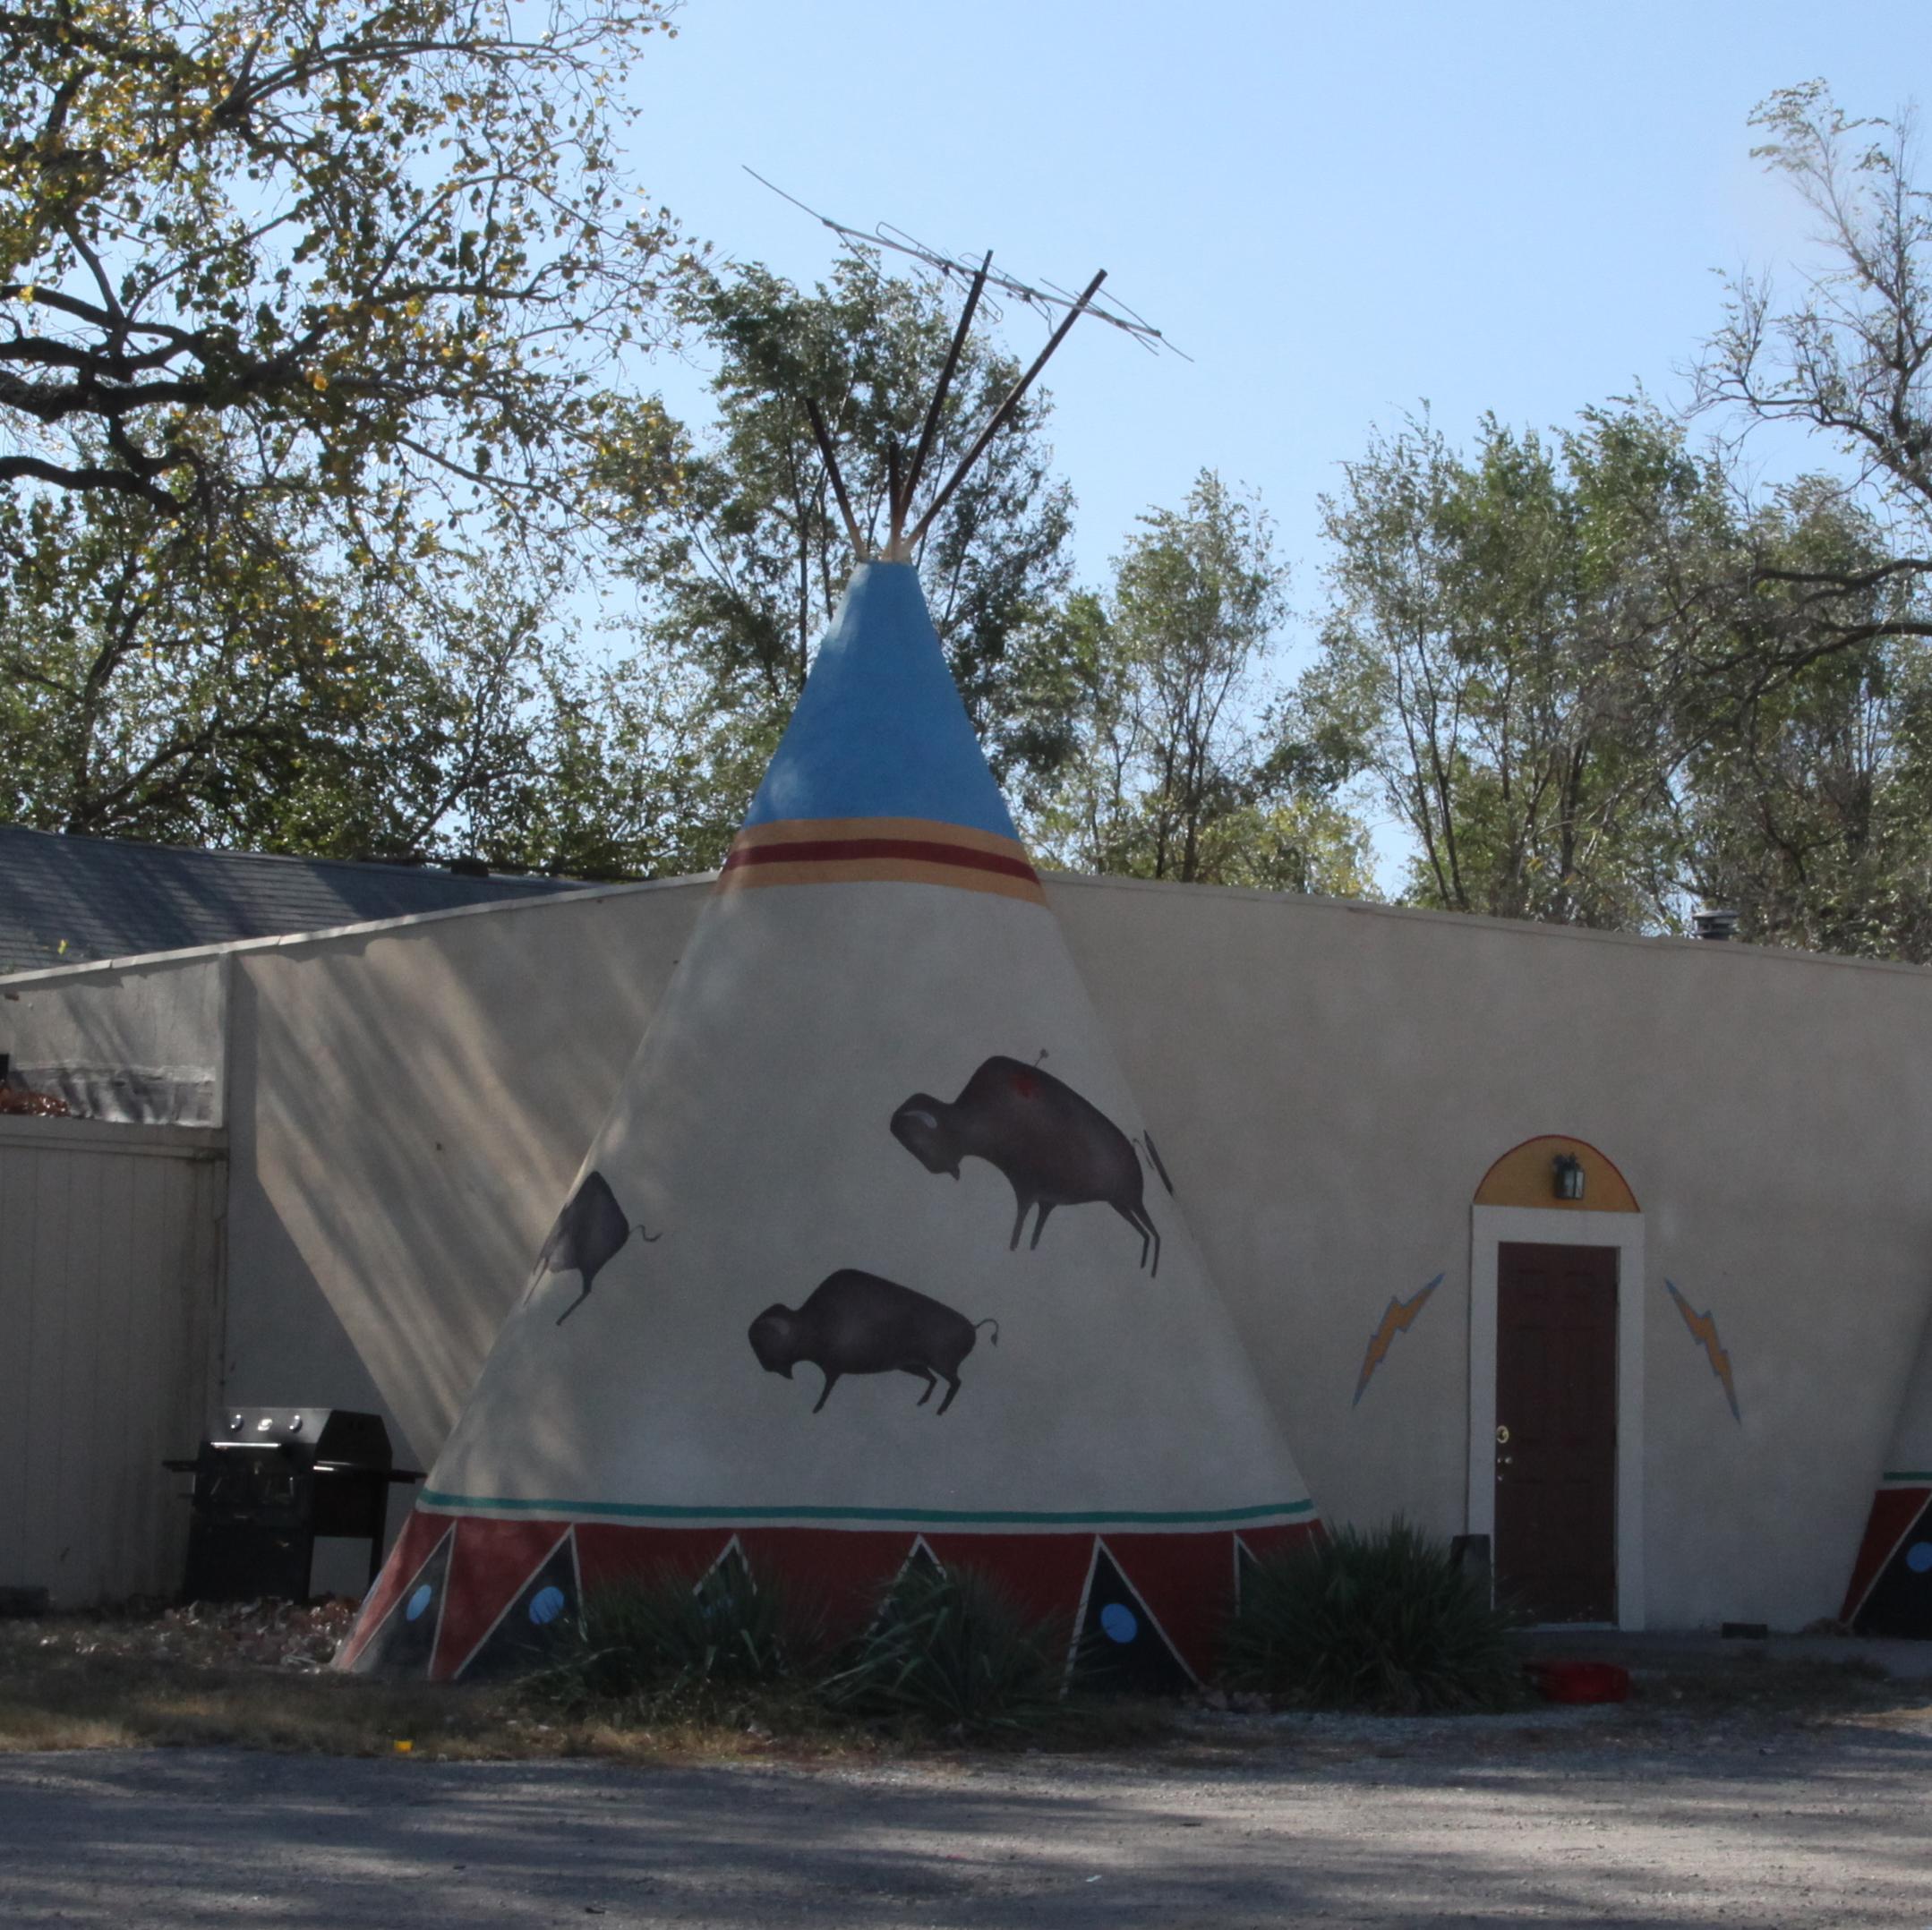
[[722, 837, 1040, 884]]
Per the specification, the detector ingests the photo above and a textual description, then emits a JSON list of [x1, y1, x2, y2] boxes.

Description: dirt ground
[[3, 1677, 1931, 1927]]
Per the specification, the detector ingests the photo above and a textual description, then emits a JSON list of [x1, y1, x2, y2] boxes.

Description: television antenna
[[742, 169, 1184, 563]]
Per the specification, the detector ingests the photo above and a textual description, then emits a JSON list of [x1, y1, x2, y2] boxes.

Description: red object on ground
[[1528, 1658, 1630, 1704]]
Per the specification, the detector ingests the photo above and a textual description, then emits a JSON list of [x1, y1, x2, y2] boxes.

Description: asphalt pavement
[[3, 1711, 1930, 1927]]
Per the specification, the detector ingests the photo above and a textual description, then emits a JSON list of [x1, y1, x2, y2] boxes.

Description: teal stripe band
[[417, 1490, 1314, 1527], [1882, 1471, 1932, 1483]]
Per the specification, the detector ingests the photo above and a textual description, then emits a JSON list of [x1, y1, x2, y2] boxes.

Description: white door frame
[[1467, 1205, 1646, 1630]]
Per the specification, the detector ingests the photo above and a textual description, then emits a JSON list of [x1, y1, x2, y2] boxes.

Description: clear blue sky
[[625, 0, 1919, 618]]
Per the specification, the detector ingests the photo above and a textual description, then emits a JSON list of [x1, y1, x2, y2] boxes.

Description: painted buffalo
[[891, 1055, 1162, 1274], [748, 1269, 998, 1416], [526, 1169, 660, 1326]]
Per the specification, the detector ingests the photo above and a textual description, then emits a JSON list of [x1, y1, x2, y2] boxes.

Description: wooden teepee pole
[[890, 251, 993, 559], [905, 269, 1106, 551], [803, 396, 867, 559]]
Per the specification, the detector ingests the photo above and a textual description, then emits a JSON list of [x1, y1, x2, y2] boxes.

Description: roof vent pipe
[[1693, 908, 1740, 942]]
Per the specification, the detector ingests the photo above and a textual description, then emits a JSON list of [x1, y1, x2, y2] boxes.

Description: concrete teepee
[[338, 562, 1318, 1683], [340, 254, 1318, 1683]]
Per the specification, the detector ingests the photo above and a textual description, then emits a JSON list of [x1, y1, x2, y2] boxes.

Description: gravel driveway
[[4, 1706, 1931, 1928]]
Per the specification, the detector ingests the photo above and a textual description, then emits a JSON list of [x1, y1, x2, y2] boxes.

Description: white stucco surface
[[1053, 877, 1932, 1631], [1881, 1308, 1932, 1472], [2, 951, 227, 1123], [7, 875, 1930, 1628], [427, 874, 1310, 1532]]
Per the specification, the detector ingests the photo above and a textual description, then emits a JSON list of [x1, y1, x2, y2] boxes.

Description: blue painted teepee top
[[741, 562, 1020, 840]]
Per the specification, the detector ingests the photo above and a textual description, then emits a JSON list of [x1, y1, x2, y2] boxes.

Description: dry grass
[[5, 1605, 1919, 1763], [0, 1630, 868, 1762], [1624, 1650, 1912, 1722], [0, 1606, 811, 1761], [0, 1607, 1179, 1762]]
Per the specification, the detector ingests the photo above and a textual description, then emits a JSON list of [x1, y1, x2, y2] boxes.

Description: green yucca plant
[[1218, 1520, 1526, 1713], [819, 1562, 1061, 1732], [551, 1559, 816, 1703]]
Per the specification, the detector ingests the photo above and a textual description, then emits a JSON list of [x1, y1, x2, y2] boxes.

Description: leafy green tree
[[0, 475, 569, 857], [1303, 406, 1721, 926], [0, 0, 694, 865], [1268, 85, 1932, 947], [1300, 396, 1932, 959], [1671, 81, 1932, 960], [1696, 81, 1932, 668], [1029, 472, 1376, 896], [1677, 481, 1932, 958], [604, 254, 1076, 863], [0, 0, 684, 531], [450, 641, 749, 880]]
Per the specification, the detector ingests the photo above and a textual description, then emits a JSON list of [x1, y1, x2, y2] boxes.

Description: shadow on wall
[[229, 885, 706, 1469], [1, 956, 226, 1124]]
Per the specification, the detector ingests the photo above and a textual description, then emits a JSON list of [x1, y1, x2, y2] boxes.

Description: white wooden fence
[[0, 1115, 224, 1605]]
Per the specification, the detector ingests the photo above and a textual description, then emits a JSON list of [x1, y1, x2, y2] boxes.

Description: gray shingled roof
[[0, 824, 594, 976]]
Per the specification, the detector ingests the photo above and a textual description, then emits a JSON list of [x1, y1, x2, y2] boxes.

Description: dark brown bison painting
[[526, 1170, 660, 1326], [748, 1269, 999, 1415], [891, 1056, 1163, 1274]]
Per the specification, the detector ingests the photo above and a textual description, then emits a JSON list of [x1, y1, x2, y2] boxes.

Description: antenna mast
[[744, 172, 1180, 564]]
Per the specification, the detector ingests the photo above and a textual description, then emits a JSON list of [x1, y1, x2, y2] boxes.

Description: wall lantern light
[[1552, 1153, 1586, 1201]]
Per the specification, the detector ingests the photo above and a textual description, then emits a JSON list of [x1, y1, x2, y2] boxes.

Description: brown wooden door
[[1494, 1243, 1618, 1622]]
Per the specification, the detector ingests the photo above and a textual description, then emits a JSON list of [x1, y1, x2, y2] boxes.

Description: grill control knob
[[286, 1415, 303, 1435], [228, 1413, 244, 1431], [255, 1417, 274, 1433]]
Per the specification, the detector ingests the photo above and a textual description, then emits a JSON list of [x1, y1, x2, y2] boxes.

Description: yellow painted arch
[[1474, 1135, 1639, 1212]]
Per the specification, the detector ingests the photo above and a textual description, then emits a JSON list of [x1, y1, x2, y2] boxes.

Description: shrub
[[1218, 1520, 1525, 1713], [820, 1562, 1060, 1732], [548, 1559, 815, 1704]]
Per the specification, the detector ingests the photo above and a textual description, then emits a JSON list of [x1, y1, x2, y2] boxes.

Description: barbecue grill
[[167, 1408, 421, 1602]]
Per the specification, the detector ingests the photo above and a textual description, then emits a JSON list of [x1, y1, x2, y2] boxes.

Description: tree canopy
[[0, 0, 686, 858], [1696, 82, 1932, 670], [597, 253, 1077, 870], [1304, 406, 1705, 926], [1, 0, 685, 530], [1030, 472, 1376, 898], [6, 54, 1932, 966]]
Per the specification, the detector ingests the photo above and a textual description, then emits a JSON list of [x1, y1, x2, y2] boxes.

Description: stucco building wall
[[5, 875, 1928, 1629], [1881, 1311, 1932, 1473], [1056, 877, 1932, 1631], [222, 880, 703, 1473], [3, 950, 227, 1124]]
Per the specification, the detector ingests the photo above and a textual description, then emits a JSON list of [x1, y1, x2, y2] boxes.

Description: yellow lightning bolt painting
[[1664, 1280, 1741, 1422], [1354, 1275, 1442, 1405]]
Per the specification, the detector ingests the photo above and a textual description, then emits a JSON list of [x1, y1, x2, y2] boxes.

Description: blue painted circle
[[1906, 1541, 1932, 1576], [527, 1584, 568, 1626], [404, 1584, 432, 1623], [1099, 1601, 1139, 1645]]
